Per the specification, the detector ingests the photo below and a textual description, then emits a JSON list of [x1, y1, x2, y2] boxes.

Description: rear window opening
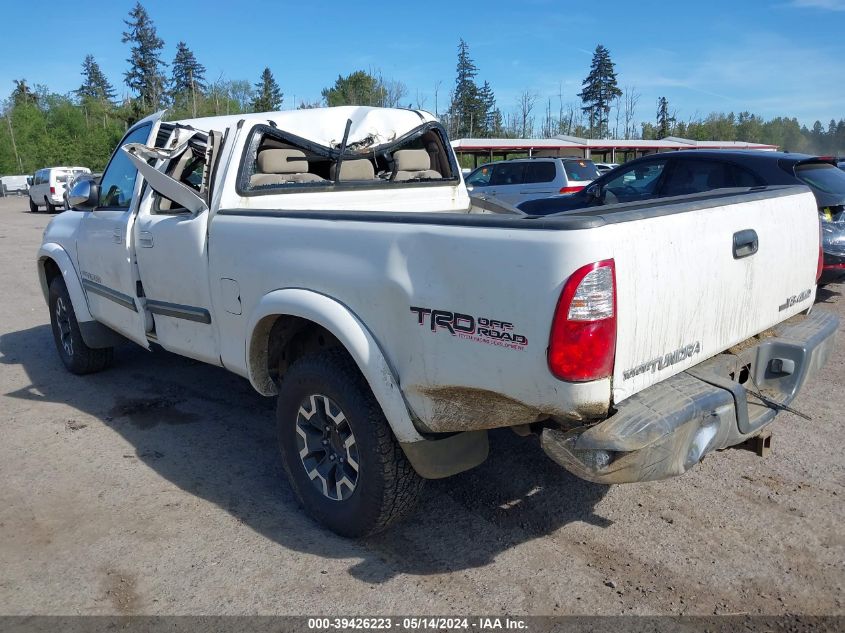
[[239, 121, 457, 194]]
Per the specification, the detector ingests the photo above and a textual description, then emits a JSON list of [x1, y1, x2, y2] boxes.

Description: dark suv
[[518, 150, 845, 284]]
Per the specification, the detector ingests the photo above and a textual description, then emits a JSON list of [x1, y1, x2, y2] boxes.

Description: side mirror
[[466, 183, 474, 192], [26, 176, 33, 186], [585, 183, 602, 201], [68, 179, 99, 210]]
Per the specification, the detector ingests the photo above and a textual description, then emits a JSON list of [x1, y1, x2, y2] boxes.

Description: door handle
[[139, 231, 154, 248], [733, 229, 758, 259]]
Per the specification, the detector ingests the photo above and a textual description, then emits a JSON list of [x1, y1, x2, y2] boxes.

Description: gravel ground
[[0, 195, 843, 616]]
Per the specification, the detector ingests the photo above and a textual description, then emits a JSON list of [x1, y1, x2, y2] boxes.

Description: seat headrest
[[258, 149, 309, 174], [394, 149, 431, 172], [330, 159, 375, 181]]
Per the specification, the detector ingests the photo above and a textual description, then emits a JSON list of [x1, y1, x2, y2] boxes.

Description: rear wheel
[[276, 349, 423, 537], [48, 276, 113, 374], [29, 197, 38, 213], [44, 197, 55, 213]]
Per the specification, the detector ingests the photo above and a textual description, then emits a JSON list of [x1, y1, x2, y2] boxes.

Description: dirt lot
[[0, 194, 843, 616]]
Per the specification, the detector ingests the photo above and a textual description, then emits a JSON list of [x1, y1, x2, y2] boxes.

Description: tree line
[[2, 2, 843, 175]]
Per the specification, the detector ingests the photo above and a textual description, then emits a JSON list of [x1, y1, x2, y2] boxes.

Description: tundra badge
[[778, 289, 812, 312]]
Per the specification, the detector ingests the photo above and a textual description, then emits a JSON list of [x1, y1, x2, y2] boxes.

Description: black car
[[518, 150, 845, 284]]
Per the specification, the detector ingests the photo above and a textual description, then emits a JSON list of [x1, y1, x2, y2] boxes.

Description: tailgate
[[608, 187, 820, 404]]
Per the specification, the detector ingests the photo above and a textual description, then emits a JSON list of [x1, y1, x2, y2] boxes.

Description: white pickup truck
[[38, 107, 838, 536]]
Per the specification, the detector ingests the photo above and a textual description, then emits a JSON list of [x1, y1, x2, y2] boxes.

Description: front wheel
[[29, 197, 38, 213], [48, 276, 113, 374], [277, 349, 424, 537]]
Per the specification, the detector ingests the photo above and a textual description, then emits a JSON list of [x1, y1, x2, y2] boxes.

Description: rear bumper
[[541, 309, 839, 484], [820, 251, 845, 285]]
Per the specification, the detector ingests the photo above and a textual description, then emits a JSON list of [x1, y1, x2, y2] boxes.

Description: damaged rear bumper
[[541, 308, 839, 484]]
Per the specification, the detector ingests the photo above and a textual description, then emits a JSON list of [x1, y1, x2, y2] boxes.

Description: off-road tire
[[44, 197, 55, 213], [276, 349, 424, 537], [48, 276, 113, 374], [29, 197, 38, 213]]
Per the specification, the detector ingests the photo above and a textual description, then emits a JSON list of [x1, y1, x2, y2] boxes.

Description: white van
[[0, 175, 30, 196], [29, 166, 91, 213]]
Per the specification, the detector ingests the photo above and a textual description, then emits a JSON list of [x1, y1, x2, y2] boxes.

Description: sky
[[0, 0, 843, 129]]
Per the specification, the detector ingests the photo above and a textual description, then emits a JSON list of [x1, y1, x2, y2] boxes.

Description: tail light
[[548, 259, 617, 382], [817, 219, 824, 282], [50, 186, 55, 195], [560, 186, 585, 194]]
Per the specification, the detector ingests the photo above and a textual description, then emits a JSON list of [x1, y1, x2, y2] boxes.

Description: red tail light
[[50, 186, 55, 195], [548, 259, 617, 382], [560, 186, 585, 194], [817, 220, 824, 283]]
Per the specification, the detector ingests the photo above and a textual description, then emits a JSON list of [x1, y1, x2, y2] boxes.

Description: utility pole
[[6, 115, 22, 173], [190, 69, 197, 118]]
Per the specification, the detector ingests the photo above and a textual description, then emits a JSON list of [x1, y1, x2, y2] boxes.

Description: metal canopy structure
[[451, 135, 779, 168]]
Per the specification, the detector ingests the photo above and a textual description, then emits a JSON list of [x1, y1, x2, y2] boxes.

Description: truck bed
[[208, 185, 820, 433]]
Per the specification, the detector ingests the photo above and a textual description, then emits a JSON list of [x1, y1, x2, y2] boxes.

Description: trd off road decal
[[410, 307, 528, 351]]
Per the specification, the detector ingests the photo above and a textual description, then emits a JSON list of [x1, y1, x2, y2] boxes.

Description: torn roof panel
[[170, 106, 438, 149]]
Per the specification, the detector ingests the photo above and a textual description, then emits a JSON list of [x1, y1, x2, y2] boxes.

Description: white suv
[[29, 166, 91, 213], [464, 157, 599, 206]]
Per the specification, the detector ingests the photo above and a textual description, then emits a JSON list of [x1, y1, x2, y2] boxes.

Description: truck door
[[127, 129, 224, 366], [74, 114, 163, 347]]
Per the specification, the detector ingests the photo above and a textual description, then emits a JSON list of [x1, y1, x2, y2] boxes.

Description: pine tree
[[251, 67, 283, 112], [122, 2, 167, 111], [170, 42, 207, 116], [578, 44, 622, 138], [449, 39, 484, 138], [76, 55, 116, 102], [656, 96, 675, 139], [478, 81, 497, 136]]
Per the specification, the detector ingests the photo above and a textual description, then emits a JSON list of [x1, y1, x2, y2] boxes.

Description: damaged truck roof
[[168, 106, 438, 149]]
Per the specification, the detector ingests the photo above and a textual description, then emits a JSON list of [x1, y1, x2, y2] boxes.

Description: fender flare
[[37, 243, 127, 349], [37, 242, 93, 322], [246, 288, 425, 443]]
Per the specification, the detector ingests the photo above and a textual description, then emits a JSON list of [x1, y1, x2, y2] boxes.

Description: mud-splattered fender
[[245, 288, 425, 443], [37, 242, 92, 322]]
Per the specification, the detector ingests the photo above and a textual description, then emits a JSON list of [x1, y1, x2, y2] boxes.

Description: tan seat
[[249, 148, 324, 187], [393, 149, 442, 181], [330, 159, 375, 181]]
